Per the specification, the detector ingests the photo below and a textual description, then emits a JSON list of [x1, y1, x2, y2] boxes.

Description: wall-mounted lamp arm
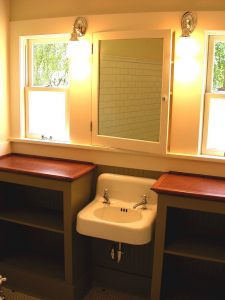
[[181, 11, 197, 37], [70, 17, 88, 41]]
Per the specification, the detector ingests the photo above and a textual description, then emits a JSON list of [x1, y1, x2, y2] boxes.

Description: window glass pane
[[32, 42, 69, 87], [207, 97, 225, 150], [28, 90, 68, 141], [212, 41, 225, 92]]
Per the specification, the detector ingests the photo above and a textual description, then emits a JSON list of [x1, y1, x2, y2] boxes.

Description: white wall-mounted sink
[[76, 173, 157, 245]]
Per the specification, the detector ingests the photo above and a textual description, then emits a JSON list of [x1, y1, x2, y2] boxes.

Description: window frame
[[202, 33, 225, 157], [92, 30, 172, 154], [23, 35, 70, 141]]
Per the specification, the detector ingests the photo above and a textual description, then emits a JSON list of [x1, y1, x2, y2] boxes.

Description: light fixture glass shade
[[176, 36, 199, 57], [67, 39, 91, 58]]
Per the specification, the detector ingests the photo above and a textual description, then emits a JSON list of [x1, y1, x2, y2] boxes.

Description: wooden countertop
[[152, 173, 225, 202], [0, 154, 96, 182]]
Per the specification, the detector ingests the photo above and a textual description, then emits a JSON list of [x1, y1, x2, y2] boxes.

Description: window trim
[[22, 35, 70, 141], [206, 35, 225, 93], [91, 29, 172, 154], [202, 33, 225, 157]]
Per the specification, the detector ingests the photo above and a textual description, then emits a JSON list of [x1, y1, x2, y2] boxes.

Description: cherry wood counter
[[0, 154, 96, 181], [151, 173, 225, 202]]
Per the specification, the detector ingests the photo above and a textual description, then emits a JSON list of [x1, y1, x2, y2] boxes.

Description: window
[[24, 36, 69, 141], [202, 34, 225, 156]]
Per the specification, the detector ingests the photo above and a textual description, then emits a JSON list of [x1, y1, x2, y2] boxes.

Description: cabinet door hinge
[[90, 122, 93, 132], [91, 43, 94, 55]]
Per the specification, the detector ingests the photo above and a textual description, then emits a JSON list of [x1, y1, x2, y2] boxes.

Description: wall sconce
[[68, 17, 91, 80], [181, 11, 197, 37], [70, 17, 88, 41], [175, 11, 199, 82]]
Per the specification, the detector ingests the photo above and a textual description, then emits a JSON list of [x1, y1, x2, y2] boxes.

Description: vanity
[[151, 173, 225, 300], [0, 154, 95, 300]]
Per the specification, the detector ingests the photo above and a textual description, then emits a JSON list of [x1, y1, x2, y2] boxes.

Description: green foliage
[[33, 42, 69, 87], [213, 41, 225, 92]]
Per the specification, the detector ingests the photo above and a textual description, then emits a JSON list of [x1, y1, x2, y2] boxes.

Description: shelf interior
[[164, 236, 225, 263], [165, 207, 225, 261], [0, 181, 64, 232], [0, 207, 64, 233], [161, 254, 225, 300], [0, 222, 65, 280]]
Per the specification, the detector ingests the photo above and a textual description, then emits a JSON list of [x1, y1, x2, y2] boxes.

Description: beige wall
[[0, 0, 10, 155], [9, 12, 225, 177], [101, 39, 163, 61], [10, 0, 225, 21], [8, 2, 225, 177]]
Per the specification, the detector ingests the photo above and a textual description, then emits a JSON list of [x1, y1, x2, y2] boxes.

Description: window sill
[[9, 138, 225, 164], [9, 137, 164, 157], [166, 152, 225, 164]]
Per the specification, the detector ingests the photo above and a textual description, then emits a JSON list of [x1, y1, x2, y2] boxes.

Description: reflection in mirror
[[98, 38, 163, 142]]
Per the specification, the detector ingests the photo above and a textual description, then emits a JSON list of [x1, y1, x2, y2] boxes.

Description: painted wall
[[8, 5, 225, 177], [10, 0, 225, 21], [100, 38, 163, 62], [0, 0, 10, 155]]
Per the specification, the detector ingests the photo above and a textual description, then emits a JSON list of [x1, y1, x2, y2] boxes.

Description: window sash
[[24, 35, 70, 141], [28, 37, 69, 88], [202, 34, 225, 156], [202, 92, 225, 156], [25, 87, 69, 141], [206, 35, 225, 93]]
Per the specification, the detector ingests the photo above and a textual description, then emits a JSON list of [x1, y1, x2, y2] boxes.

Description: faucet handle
[[103, 188, 109, 197], [142, 194, 148, 202], [0, 275, 6, 285], [103, 188, 110, 204], [141, 195, 148, 209]]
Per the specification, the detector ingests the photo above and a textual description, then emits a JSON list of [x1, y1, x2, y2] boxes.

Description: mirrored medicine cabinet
[[92, 30, 172, 154]]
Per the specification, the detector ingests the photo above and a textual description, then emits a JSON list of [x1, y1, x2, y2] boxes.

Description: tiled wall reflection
[[99, 55, 162, 142]]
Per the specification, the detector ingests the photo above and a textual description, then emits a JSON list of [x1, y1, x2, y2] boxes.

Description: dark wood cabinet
[[151, 173, 225, 300], [0, 154, 95, 300]]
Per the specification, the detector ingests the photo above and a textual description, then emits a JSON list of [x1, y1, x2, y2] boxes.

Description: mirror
[[92, 30, 171, 154], [98, 38, 163, 142]]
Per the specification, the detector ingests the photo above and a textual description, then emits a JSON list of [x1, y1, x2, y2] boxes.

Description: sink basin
[[76, 173, 157, 245], [94, 206, 141, 223]]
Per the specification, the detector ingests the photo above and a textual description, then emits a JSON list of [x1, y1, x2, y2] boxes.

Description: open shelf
[[164, 236, 225, 264], [151, 173, 225, 300], [165, 207, 225, 263], [161, 254, 225, 300], [0, 207, 64, 233], [0, 181, 64, 233], [0, 155, 95, 300], [0, 251, 65, 280], [0, 221, 65, 280]]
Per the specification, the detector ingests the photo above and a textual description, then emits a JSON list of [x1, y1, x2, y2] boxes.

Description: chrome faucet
[[103, 188, 110, 204], [133, 195, 148, 209]]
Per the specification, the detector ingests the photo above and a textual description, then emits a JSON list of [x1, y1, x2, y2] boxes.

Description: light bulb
[[176, 36, 200, 57]]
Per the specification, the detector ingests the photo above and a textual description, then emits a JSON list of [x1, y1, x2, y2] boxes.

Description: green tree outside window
[[33, 42, 69, 87], [213, 41, 225, 92]]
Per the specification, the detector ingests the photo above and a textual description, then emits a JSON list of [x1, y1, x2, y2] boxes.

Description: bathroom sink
[[76, 173, 157, 245]]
